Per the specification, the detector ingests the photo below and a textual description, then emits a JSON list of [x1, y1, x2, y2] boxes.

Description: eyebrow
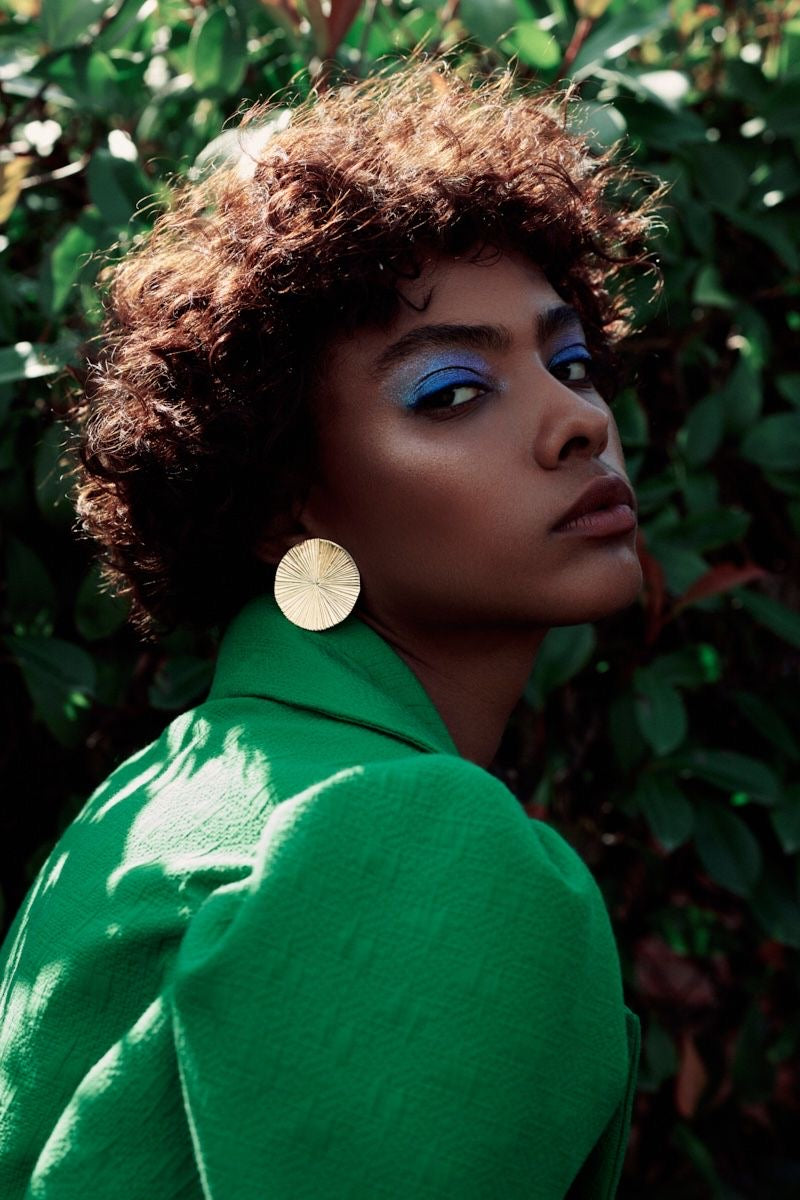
[[371, 303, 585, 379]]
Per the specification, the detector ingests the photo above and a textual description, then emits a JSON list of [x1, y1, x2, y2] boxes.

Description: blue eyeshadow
[[394, 350, 491, 409], [548, 343, 591, 368]]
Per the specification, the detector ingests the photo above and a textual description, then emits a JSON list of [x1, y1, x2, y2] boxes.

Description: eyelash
[[408, 348, 598, 417]]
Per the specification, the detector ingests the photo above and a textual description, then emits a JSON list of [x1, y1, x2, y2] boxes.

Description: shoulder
[[239, 752, 610, 953], [268, 752, 593, 881]]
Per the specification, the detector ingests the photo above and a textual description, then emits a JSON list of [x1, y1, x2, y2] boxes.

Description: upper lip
[[551, 473, 637, 531]]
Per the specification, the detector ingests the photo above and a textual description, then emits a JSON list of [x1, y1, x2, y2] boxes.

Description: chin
[[564, 560, 644, 624]]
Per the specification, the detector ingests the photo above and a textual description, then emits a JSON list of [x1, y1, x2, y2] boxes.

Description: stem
[[556, 15, 594, 82]]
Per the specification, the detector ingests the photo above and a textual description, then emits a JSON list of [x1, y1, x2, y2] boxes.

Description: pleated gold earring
[[273, 537, 361, 630]]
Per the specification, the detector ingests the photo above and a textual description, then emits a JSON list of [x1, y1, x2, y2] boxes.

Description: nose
[[532, 376, 611, 468]]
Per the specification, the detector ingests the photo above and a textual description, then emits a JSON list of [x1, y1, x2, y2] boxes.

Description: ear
[[253, 508, 312, 568], [253, 488, 332, 567]]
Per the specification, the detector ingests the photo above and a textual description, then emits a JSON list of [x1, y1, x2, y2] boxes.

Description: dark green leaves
[[40, 0, 114, 51], [0, 339, 77, 383], [4, 635, 95, 745], [637, 771, 694, 851], [74, 565, 128, 641], [694, 802, 762, 898], [633, 665, 687, 756], [740, 413, 800, 473], [525, 623, 596, 710], [87, 149, 151, 230], [188, 6, 247, 98], [148, 656, 215, 711]]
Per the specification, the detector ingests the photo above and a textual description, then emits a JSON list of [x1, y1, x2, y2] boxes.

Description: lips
[[551, 474, 637, 532]]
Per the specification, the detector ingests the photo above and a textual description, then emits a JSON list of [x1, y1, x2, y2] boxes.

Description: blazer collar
[[209, 594, 459, 757]]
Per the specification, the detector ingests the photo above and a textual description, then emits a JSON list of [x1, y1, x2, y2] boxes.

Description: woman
[[0, 60, 661, 1198]]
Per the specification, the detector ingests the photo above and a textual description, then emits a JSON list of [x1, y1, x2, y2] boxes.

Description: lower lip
[[553, 503, 637, 536]]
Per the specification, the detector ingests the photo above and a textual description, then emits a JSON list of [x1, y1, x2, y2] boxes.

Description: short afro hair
[[74, 58, 663, 639]]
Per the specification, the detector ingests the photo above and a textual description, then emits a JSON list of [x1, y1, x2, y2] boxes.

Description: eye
[[555, 359, 590, 383], [412, 383, 487, 412], [548, 344, 595, 387]]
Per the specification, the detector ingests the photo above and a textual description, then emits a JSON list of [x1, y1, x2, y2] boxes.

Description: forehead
[[394, 249, 564, 323], [325, 248, 570, 378]]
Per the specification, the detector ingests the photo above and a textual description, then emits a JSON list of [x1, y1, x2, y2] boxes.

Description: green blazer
[[0, 596, 639, 1198]]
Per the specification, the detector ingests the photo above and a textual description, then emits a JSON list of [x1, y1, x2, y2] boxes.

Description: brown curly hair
[[74, 58, 663, 639]]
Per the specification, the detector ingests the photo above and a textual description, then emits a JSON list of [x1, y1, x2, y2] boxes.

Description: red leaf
[[634, 935, 717, 1009], [671, 561, 769, 613], [636, 530, 668, 644], [326, 0, 363, 55], [674, 1032, 708, 1118]]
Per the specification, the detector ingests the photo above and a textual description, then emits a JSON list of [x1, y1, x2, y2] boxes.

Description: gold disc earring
[[273, 537, 361, 631]]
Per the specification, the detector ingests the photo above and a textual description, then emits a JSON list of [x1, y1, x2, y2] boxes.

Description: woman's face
[[302, 248, 642, 636]]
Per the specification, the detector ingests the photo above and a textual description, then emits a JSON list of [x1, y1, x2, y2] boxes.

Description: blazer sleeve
[[169, 754, 632, 1200]]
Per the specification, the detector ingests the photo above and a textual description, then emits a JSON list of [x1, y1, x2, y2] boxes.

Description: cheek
[[327, 432, 525, 576]]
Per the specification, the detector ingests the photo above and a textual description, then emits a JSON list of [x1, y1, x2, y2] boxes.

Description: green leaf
[[672, 1123, 726, 1195], [74, 563, 128, 640], [692, 264, 734, 310], [771, 792, 800, 855], [730, 690, 800, 762], [676, 748, 781, 806], [644, 539, 708, 596], [92, 0, 150, 52], [524, 623, 596, 710], [734, 585, 800, 651], [608, 691, 647, 773], [681, 469, 719, 514], [567, 100, 627, 151], [716, 205, 799, 272], [0, 338, 77, 383], [650, 644, 722, 689], [4, 634, 96, 746], [636, 771, 694, 851], [717, 358, 762, 435], [148, 655, 214, 711], [640, 1018, 678, 1092], [36, 47, 131, 114], [666, 507, 750, 553], [725, 60, 770, 107], [506, 21, 561, 71], [39, 208, 107, 317], [459, 0, 519, 47], [636, 468, 678, 514], [762, 78, 800, 137], [4, 537, 57, 635], [40, 0, 111, 50], [569, 5, 671, 81], [633, 667, 687, 755], [740, 412, 800, 472], [34, 423, 74, 527], [613, 389, 648, 448], [633, 68, 691, 110], [683, 394, 724, 467], [681, 143, 750, 209], [693, 802, 762, 898], [188, 6, 247, 97], [87, 148, 150, 229], [776, 373, 800, 408], [751, 870, 800, 949], [680, 197, 714, 256]]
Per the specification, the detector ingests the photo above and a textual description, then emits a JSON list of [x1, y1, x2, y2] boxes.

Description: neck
[[359, 614, 548, 767]]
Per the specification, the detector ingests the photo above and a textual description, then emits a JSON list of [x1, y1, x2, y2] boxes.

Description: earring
[[274, 537, 361, 630]]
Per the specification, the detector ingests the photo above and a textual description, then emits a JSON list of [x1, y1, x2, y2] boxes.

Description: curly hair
[[74, 58, 664, 639]]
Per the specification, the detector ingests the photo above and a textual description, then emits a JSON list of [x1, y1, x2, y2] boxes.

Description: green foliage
[[0, 0, 798, 1195]]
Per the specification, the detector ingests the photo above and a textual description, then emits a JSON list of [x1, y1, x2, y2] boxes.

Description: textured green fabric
[[0, 595, 639, 1198]]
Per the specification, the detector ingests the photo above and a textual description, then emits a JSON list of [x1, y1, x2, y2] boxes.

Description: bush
[[1, 0, 798, 1194]]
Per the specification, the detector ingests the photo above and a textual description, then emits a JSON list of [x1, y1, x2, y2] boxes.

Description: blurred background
[[1, 0, 799, 1195]]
